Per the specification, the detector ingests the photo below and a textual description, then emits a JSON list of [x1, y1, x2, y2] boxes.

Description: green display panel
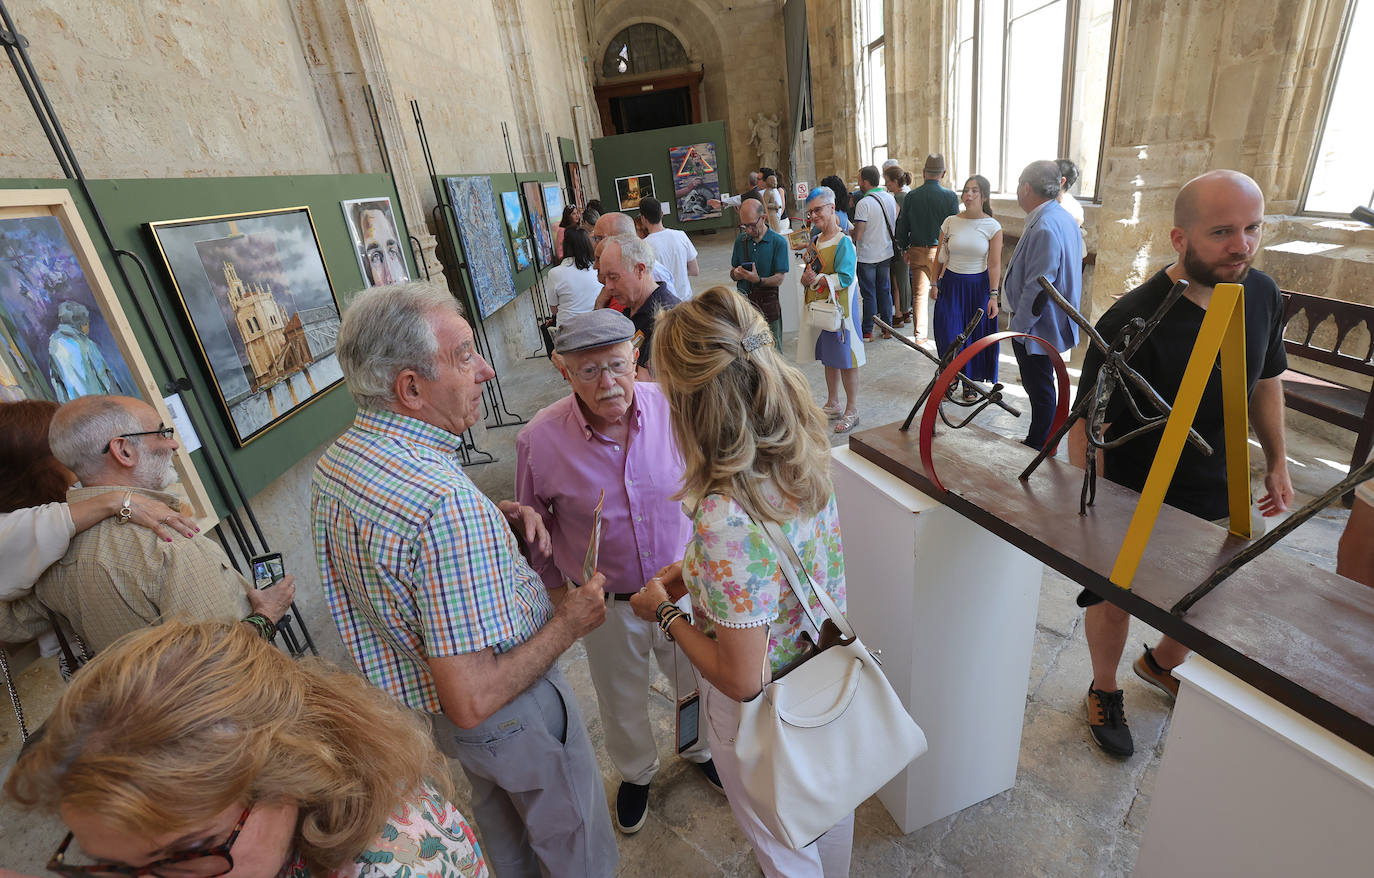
[[589, 121, 734, 232], [1, 174, 416, 516], [431, 170, 558, 303]]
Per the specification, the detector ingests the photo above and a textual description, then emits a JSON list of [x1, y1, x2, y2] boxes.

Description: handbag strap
[[756, 518, 856, 642]]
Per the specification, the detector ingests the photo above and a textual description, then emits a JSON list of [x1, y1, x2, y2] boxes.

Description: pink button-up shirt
[[515, 382, 692, 595]]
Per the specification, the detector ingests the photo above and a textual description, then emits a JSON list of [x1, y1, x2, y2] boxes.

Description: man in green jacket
[[893, 154, 960, 343]]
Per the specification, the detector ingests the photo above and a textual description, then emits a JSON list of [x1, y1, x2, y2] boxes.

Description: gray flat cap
[[553, 309, 636, 353]]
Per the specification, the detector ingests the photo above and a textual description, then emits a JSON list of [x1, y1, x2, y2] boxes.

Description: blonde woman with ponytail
[[630, 286, 853, 877], [5, 621, 488, 878]]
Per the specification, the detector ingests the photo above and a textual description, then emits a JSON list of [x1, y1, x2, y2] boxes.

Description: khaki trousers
[[907, 245, 939, 341]]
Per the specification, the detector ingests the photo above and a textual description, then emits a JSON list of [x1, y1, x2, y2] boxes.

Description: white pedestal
[[831, 446, 1042, 832], [1135, 656, 1374, 877], [780, 265, 802, 334]]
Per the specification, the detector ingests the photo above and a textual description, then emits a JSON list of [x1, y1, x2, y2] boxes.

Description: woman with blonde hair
[[630, 286, 853, 877], [4, 621, 488, 878]]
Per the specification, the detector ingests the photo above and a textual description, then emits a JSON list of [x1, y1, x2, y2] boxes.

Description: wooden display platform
[[849, 420, 1374, 755]]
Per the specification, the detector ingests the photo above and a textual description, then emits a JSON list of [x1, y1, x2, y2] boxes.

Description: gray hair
[[56, 301, 90, 328], [1019, 160, 1062, 199], [604, 234, 655, 273], [49, 395, 141, 482], [336, 281, 463, 410], [748, 170, 762, 186]]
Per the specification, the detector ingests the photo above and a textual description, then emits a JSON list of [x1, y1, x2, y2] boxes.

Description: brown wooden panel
[[849, 420, 1374, 755]]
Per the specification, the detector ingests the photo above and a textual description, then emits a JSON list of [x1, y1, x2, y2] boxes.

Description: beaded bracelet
[[243, 613, 276, 640]]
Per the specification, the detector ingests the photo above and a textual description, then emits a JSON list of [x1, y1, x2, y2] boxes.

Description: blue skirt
[[933, 270, 999, 382], [815, 326, 861, 369]]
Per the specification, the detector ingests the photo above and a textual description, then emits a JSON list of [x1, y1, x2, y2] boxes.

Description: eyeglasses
[[102, 424, 175, 455], [569, 358, 634, 383], [804, 205, 832, 217], [737, 219, 764, 231], [48, 807, 252, 878]]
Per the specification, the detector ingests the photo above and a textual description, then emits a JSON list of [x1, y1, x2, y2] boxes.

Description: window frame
[[954, 0, 1120, 201], [1298, 0, 1371, 217], [858, 2, 888, 168]]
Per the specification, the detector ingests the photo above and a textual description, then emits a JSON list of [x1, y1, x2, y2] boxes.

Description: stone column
[[806, 0, 859, 177], [885, 0, 953, 165]]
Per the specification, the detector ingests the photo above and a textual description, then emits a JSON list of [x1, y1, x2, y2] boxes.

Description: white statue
[[750, 113, 781, 172]]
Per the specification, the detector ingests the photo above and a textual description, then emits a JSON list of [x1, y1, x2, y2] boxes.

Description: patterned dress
[[682, 490, 848, 674], [278, 787, 489, 878], [799, 233, 864, 369]]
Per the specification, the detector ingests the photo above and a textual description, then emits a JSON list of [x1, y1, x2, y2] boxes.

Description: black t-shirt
[[1073, 268, 1287, 520], [625, 282, 676, 371]]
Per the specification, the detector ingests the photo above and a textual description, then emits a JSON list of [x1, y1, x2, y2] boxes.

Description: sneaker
[[1133, 644, 1181, 699], [695, 758, 725, 794], [615, 781, 650, 834], [1085, 686, 1133, 757]]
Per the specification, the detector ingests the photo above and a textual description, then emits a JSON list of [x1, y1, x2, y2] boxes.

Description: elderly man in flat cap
[[516, 309, 720, 837]]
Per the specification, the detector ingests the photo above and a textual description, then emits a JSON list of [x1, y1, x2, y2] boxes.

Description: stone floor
[[0, 232, 1359, 877]]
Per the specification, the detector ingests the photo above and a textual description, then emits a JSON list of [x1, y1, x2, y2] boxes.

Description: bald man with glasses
[[730, 198, 790, 350], [0, 394, 294, 654]]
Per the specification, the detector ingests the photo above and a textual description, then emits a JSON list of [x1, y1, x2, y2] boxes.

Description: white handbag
[[733, 518, 927, 851], [805, 277, 844, 333]]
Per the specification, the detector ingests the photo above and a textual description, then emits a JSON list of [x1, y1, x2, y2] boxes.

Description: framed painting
[[500, 190, 525, 240], [443, 176, 519, 319], [521, 180, 554, 268], [615, 174, 656, 211], [542, 183, 565, 230], [513, 237, 533, 272], [148, 207, 344, 447], [340, 196, 410, 288], [565, 162, 585, 207], [669, 141, 723, 221], [0, 189, 215, 526]]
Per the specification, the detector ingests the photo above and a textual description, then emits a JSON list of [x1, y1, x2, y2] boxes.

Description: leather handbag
[[804, 276, 844, 333], [733, 518, 927, 851]]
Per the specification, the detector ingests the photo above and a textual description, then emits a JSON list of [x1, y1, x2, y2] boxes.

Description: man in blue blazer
[[1003, 160, 1083, 449]]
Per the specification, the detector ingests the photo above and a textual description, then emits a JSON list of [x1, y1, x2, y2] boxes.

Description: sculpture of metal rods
[[1018, 276, 1214, 514], [882, 311, 1021, 432]]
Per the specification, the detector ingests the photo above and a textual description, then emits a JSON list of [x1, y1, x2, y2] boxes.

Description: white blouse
[[939, 215, 1002, 275], [0, 502, 75, 600]]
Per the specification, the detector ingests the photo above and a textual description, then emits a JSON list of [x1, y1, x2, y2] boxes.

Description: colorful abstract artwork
[[149, 208, 344, 446], [341, 196, 410, 288], [0, 215, 137, 403], [669, 141, 722, 221], [521, 181, 554, 268], [615, 174, 656, 211], [444, 176, 520, 319]]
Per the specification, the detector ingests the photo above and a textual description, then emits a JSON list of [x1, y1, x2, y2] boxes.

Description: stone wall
[[588, 0, 791, 194]]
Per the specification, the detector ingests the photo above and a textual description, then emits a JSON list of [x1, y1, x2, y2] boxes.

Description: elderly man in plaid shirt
[[312, 282, 617, 878]]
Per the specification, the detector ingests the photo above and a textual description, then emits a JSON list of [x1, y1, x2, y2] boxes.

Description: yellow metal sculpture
[[1110, 282, 1251, 588]]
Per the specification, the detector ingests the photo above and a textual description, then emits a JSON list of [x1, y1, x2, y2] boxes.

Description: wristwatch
[[116, 491, 134, 525]]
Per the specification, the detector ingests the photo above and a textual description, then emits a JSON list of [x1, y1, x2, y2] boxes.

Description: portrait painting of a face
[[341, 197, 410, 288]]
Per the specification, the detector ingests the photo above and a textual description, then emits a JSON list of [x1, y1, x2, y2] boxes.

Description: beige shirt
[[0, 486, 251, 651]]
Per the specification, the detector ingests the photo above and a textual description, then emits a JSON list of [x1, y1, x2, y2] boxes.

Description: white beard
[[132, 447, 177, 490]]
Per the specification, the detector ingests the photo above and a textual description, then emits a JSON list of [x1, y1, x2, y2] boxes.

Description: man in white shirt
[[852, 165, 899, 340], [638, 197, 699, 299], [708, 170, 764, 210]]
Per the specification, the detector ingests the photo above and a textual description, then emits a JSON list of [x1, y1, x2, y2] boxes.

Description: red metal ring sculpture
[[918, 331, 1070, 493]]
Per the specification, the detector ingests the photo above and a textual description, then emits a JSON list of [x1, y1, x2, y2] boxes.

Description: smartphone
[[250, 552, 285, 590], [741, 261, 755, 273], [676, 691, 700, 754]]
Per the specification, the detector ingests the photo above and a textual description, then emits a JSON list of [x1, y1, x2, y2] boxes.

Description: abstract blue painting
[[444, 176, 520, 319]]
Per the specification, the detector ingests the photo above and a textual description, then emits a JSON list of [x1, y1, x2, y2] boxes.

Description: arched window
[[600, 23, 689, 78]]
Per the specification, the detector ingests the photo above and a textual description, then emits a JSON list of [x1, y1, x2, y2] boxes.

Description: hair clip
[[741, 331, 771, 353]]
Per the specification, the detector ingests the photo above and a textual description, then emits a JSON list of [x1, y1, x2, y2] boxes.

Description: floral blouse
[[276, 787, 488, 878], [682, 492, 847, 674]]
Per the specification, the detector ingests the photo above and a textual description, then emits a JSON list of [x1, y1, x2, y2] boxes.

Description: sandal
[[821, 401, 844, 419], [833, 413, 860, 433]]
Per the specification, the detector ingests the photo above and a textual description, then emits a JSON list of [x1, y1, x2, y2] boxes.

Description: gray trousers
[[432, 667, 618, 878]]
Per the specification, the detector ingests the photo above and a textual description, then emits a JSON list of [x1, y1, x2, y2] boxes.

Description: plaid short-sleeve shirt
[[312, 410, 554, 713]]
